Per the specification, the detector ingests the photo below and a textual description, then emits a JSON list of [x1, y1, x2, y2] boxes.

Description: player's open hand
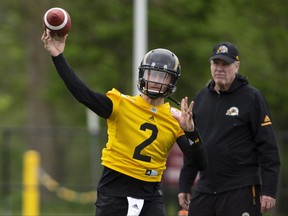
[[41, 29, 67, 57], [171, 97, 195, 132]]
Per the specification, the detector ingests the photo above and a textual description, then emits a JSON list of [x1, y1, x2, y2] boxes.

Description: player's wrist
[[184, 129, 202, 145], [184, 125, 194, 132]]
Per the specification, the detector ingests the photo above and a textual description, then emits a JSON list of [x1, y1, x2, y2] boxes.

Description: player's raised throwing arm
[[41, 30, 112, 119]]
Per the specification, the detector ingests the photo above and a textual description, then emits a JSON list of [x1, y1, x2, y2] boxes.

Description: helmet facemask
[[137, 48, 181, 99], [139, 69, 177, 98]]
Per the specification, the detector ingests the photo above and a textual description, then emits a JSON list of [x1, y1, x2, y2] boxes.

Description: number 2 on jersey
[[133, 122, 158, 162]]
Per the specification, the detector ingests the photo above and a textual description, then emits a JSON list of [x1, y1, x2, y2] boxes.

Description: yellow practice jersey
[[101, 88, 184, 182]]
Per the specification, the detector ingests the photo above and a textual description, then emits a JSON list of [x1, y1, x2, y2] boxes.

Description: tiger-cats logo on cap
[[216, 45, 229, 54]]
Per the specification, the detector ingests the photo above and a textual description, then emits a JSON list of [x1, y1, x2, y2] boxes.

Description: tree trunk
[[23, 0, 65, 183]]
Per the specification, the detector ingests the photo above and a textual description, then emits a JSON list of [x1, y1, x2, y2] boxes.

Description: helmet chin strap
[[145, 81, 166, 96], [138, 80, 180, 105], [146, 90, 180, 105], [167, 97, 180, 105], [145, 90, 163, 99]]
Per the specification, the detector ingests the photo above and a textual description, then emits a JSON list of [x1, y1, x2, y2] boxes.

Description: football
[[43, 7, 72, 37]]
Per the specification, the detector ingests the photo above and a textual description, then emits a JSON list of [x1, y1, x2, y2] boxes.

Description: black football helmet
[[137, 48, 181, 98]]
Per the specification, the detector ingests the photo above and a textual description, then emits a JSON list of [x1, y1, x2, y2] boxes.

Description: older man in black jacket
[[178, 42, 280, 216]]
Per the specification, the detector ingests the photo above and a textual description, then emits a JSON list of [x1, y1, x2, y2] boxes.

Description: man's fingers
[[189, 101, 194, 112], [178, 193, 191, 210], [260, 195, 276, 213]]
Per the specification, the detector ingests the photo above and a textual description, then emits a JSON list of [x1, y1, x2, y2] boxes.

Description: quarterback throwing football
[[41, 30, 207, 216]]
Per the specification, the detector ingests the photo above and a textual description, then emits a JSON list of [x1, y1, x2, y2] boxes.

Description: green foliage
[[1, 0, 288, 215], [1, 0, 288, 128], [0, 3, 27, 125]]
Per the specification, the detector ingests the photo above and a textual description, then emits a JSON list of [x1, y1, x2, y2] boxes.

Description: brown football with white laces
[[43, 7, 72, 37]]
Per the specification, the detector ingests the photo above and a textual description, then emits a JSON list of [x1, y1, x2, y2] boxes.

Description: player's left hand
[[171, 97, 195, 132], [260, 195, 276, 213]]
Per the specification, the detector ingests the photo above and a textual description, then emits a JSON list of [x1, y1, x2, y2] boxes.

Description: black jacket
[[179, 74, 280, 198]]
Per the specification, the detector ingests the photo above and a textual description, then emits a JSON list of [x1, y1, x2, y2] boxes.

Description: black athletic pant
[[188, 186, 261, 216], [95, 192, 165, 216]]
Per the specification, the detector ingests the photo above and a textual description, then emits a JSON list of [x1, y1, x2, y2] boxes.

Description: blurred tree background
[[0, 0, 287, 215]]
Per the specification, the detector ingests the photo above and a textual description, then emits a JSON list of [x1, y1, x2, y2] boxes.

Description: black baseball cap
[[209, 42, 240, 64]]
